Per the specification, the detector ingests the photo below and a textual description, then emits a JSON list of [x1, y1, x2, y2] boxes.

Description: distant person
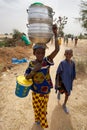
[[58, 37, 62, 45], [63, 36, 68, 46], [65, 36, 69, 46], [24, 24, 60, 128], [71, 36, 74, 42], [74, 36, 78, 46], [63, 36, 66, 44], [55, 49, 76, 114]]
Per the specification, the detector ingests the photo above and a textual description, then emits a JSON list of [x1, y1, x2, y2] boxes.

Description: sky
[[0, 0, 85, 35]]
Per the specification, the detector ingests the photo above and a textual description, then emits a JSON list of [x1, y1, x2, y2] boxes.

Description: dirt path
[[0, 41, 87, 130]]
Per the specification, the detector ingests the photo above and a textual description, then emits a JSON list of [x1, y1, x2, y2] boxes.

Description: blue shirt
[[56, 59, 76, 94]]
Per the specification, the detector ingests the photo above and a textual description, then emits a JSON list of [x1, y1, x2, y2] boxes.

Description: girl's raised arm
[[48, 24, 60, 61]]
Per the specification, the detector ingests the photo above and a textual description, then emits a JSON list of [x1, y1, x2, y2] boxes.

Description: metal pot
[[27, 23, 53, 43], [27, 4, 55, 24]]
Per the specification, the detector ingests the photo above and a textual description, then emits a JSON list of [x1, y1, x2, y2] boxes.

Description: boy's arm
[[55, 73, 60, 93], [55, 63, 63, 92]]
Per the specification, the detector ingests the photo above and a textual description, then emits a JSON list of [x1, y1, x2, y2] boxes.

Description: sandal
[[57, 92, 60, 100], [62, 104, 69, 114]]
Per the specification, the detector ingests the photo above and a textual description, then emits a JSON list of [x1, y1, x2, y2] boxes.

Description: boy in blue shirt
[[55, 49, 76, 114]]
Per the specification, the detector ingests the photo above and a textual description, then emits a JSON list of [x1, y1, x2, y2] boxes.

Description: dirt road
[[0, 41, 87, 130]]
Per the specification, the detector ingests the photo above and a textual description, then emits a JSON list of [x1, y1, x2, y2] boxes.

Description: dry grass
[[75, 59, 87, 74]]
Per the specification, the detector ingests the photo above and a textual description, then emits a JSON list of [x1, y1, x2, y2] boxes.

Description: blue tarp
[[12, 58, 29, 64]]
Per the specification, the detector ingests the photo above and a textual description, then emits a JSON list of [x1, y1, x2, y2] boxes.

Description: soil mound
[[0, 46, 32, 72]]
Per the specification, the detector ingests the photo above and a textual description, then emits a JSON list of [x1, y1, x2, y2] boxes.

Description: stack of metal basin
[[27, 2, 55, 44]]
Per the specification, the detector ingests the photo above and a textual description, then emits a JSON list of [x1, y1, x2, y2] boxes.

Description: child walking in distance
[[24, 24, 60, 128], [74, 36, 78, 46], [55, 49, 76, 114]]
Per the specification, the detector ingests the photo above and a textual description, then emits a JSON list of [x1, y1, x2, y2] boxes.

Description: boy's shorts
[[58, 83, 68, 95]]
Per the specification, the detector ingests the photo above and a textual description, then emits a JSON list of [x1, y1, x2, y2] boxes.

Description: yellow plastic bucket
[[15, 75, 33, 98]]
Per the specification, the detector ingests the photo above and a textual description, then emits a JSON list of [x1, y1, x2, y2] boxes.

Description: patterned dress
[[25, 57, 54, 128]]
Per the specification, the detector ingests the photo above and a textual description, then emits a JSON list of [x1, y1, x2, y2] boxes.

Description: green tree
[[12, 29, 22, 39], [80, 0, 87, 31], [54, 16, 68, 36]]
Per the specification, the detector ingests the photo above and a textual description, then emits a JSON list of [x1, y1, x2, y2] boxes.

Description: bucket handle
[[26, 9, 29, 13], [52, 11, 55, 16], [26, 24, 30, 28]]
